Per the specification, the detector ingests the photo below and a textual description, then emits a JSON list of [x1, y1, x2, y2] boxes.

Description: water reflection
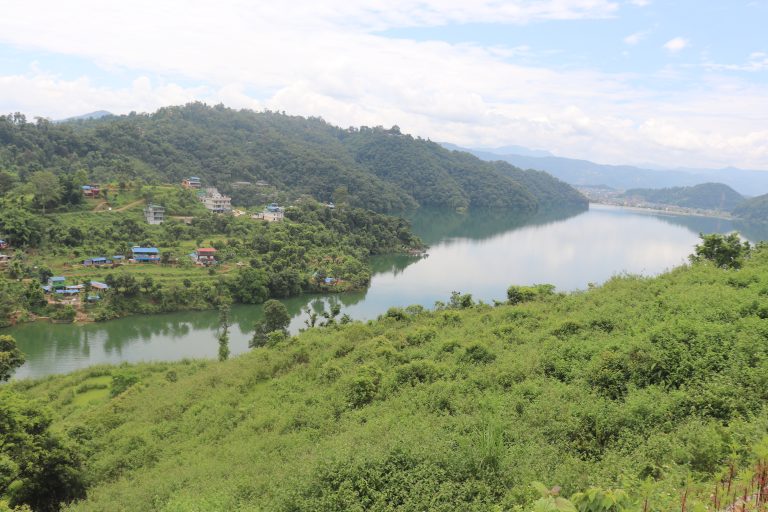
[[5, 203, 755, 380]]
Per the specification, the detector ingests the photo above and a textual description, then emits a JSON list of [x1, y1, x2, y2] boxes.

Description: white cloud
[[0, 1, 765, 169], [705, 52, 768, 72], [628, 0, 651, 6], [664, 37, 690, 52], [623, 31, 646, 45]]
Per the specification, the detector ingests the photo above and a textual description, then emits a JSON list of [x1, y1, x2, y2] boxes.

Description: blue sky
[[0, 0, 766, 169]]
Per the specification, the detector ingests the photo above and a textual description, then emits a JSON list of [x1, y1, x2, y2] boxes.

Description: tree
[[0, 391, 85, 510], [263, 299, 290, 333], [0, 171, 15, 196], [28, 171, 62, 213], [141, 276, 155, 293], [217, 301, 231, 361], [0, 335, 24, 382], [229, 267, 268, 304], [690, 232, 751, 269], [0, 207, 43, 247], [250, 299, 290, 348]]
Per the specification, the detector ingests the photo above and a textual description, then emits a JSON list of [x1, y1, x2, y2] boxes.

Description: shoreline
[[590, 201, 734, 220]]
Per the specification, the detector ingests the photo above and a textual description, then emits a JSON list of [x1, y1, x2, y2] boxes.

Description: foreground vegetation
[[3, 235, 768, 510]]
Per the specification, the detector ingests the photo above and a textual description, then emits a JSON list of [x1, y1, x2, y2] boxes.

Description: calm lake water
[[6, 204, 767, 380]]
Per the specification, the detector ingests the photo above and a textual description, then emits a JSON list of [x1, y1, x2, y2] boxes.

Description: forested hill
[[0, 103, 586, 212], [733, 193, 768, 221], [623, 182, 745, 211]]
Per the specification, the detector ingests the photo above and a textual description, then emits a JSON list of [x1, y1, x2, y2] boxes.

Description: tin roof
[[132, 247, 160, 254]]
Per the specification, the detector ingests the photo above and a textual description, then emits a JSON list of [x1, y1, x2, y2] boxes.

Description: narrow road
[[115, 199, 146, 212]]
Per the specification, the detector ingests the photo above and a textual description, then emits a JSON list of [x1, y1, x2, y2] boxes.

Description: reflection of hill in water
[[407, 206, 588, 245], [733, 221, 768, 242], [643, 214, 737, 237], [640, 212, 768, 243]]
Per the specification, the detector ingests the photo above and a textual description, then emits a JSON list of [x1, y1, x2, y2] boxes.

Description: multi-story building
[[200, 188, 232, 213], [144, 204, 165, 225], [182, 177, 202, 189]]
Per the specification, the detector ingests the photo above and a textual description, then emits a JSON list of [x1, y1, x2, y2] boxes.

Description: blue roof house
[[131, 247, 160, 263]]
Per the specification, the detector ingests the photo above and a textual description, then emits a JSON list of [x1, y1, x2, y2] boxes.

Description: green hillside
[[622, 182, 745, 212], [5, 235, 768, 511], [734, 193, 768, 222], [0, 103, 586, 213]]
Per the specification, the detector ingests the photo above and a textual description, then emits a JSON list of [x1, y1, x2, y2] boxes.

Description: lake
[[6, 204, 765, 379]]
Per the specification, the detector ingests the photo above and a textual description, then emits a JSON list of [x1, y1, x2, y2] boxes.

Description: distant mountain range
[[55, 110, 113, 123], [442, 143, 768, 197]]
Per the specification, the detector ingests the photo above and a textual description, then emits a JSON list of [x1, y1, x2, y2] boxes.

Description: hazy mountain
[[441, 142, 553, 158], [56, 110, 114, 123], [447, 144, 768, 196]]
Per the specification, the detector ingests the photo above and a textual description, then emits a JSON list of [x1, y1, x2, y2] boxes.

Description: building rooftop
[[131, 247, 160, 254]]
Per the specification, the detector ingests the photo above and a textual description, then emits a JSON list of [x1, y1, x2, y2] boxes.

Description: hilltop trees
[[0, 104, 587, 214], [690, 232, 751, 269]]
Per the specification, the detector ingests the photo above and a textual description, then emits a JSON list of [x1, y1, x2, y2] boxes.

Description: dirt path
[[92, 201, 109, 212], [114, 199, 145, 212]]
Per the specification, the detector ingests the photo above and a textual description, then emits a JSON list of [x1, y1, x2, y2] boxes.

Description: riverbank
[[5, 205, 748, 381], [589, 199, 734, 220]]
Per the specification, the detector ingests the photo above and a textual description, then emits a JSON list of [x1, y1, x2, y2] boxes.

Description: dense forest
[[0, 103, 586, 213], [3, 235, 768, 511], [622, 183, 745, 212]]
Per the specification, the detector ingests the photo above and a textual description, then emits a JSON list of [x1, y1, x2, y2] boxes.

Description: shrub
[[111, 371, 139, 397], [461, 344, 496, 364]]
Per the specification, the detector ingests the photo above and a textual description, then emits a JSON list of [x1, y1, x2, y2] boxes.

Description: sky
[[0, 0, 766, 169]]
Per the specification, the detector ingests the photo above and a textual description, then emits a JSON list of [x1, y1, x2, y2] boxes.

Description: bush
[[461, 344, 496, 364], [345, 366, 382, 408], [110, 371, 139, 397]]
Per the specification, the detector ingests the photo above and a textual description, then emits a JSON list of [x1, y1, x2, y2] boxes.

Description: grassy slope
[[14, 251, 768, 511]]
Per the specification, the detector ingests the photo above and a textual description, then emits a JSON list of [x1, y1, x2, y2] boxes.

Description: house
[[0, 239, 7, 249], [144, 203, 165, 225], [131, 246, 160, 263], [48, 276, 67, 290], [193, 248, 217, 265], [252, 210, 284, 222], [0, 253, 10, 268], [81, 184, 101, 197], [200, 188, 232, 213], [83, 256, 112, 267], [112, 255, 125, 265], [90, 281, 110, 291], [182, 177, 202, 189], [56, 285, 81, 296]]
